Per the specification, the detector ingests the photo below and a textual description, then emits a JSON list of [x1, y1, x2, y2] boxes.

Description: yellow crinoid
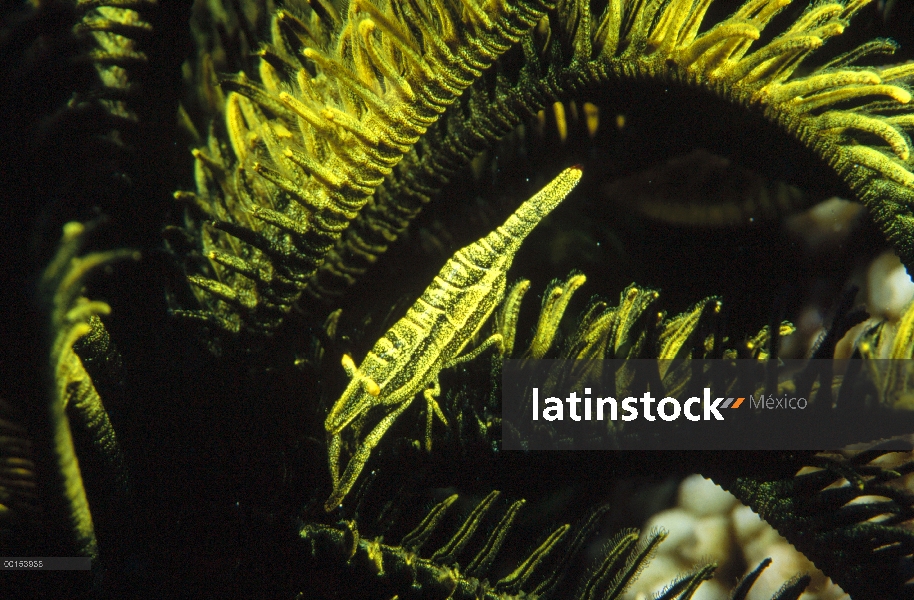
[[175, 0, 914, 340], [596, 0, 914, 253], [312, 0, 914, 300], [175, 0, 554, 335]]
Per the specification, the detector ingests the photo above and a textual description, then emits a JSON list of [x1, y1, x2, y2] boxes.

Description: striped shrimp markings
[[324, 167, 583, 511]]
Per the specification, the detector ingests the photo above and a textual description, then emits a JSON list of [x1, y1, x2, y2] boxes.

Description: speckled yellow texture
[[175, 0, 555, 335], [324, 166, 581, 510]]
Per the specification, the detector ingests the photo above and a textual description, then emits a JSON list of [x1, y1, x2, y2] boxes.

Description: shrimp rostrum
[[324, 166, 583, 511]]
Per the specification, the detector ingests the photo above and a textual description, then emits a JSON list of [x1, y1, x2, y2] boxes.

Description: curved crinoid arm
[[303, 492, 569, 598], [304, 492, 666, 599], [173, 0, 556, 335], [10, 0, 157, 154], [308, 0, 596, 299], [715, 444, 914, 600], [64, 0, 188, 223], [71, 0, 154, 121], [302, 490, 812, 599], [310, 0, 914, 297], [2, 0, 186, 258], [31, 221, 137, 559]]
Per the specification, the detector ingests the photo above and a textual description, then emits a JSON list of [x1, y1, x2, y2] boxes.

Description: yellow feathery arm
[[176, 0, 557, 336], [34, 222, 137, 558], [311, 0, 914, 297]]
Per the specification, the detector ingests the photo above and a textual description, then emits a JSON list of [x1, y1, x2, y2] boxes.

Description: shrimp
[[324, 166, 582, 511]]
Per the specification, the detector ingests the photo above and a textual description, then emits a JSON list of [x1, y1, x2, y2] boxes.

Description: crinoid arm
[[304, 488, 820, 600], [31, 222, 137, 559], [311, 0, 914, 298], [717, 446, 914, 600], [175, 0, 557, 337]]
